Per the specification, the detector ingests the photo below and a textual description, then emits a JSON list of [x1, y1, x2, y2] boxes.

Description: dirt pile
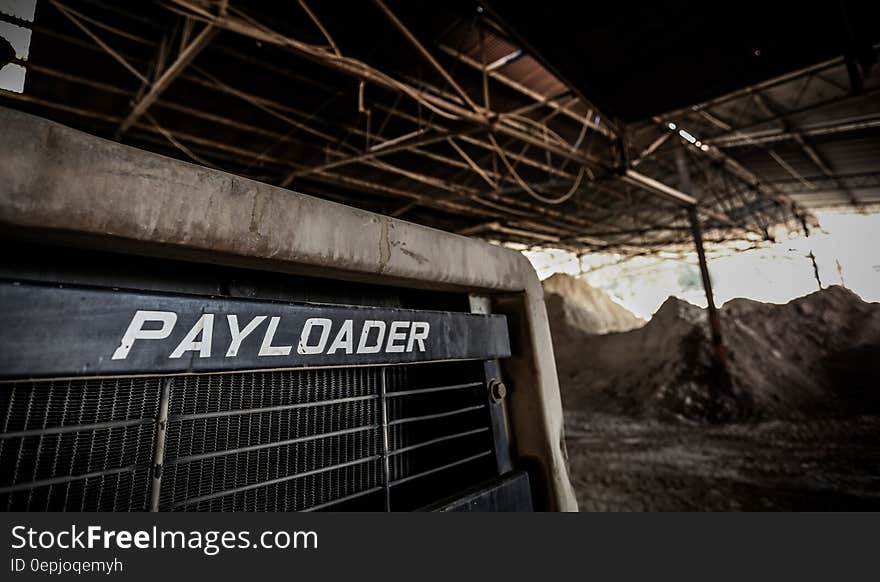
[[553, 285, 880, 422], [543, 273, 643, 336]]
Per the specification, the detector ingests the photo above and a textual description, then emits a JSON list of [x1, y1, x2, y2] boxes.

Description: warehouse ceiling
[[1, 0, 877, 257], [490, 0, 880, 122]]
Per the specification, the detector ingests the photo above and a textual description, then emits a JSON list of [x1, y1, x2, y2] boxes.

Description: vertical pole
[[676, 147, 728, 373], [808, 251, 823, 290], [800, 216, 823, 291], [839, 0, 864, 95], [686, 205, 728, 370], [378, 367, 391, 512], [480, 28, 490, 111], [149, 378, 172, 512]]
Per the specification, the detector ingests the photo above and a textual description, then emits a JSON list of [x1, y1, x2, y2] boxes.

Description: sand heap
[[543, 273, 643, 336], [550, 285, 880, 422]]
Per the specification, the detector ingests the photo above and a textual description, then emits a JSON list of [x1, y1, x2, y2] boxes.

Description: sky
[[0, 0, 34, 94], [522, 211, 880, 320]]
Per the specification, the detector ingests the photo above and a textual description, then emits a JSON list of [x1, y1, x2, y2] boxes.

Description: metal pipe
[[0, 466, 137, 495], [624, 169, 697, 205], [388, 427, 490, 456], [149, 377, 172, 512], [283, 125, 484, 184], [712, 115, 880, 147], [388, 451, 492, 487], [388, 405, 485, 426], [117, 22, 217, 137], [171, 455, 381, 508], [0, 418, 152, 439], [379, 367, 391, 511], [687, 205, 726, 366], [437, 43, 608, 136], [676, 148, 729, 382], [699, 87, 880, 144], [373, 0, 480, 114], [662, 55, 846, 119]]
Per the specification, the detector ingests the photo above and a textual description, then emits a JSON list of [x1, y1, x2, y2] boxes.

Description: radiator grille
[[0, 362, 497, 511], [0, 378, 161, 511]]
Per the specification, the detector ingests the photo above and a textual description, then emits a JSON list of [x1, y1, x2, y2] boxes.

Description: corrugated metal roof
[[1, 0, 871, 258]]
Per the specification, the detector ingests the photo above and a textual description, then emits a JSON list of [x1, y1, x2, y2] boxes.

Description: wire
[[488, 134, 586, 204], [144, 112, 222, 170]]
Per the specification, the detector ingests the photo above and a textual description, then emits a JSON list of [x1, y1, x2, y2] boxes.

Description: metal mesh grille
[[1, 362, 497, 511], [0, 378, 161, 511], [162, 368, 383, 511], [383, 364, 495, 511]]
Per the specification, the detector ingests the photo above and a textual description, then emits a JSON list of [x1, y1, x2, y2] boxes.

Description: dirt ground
[[546, 278, 880, 510], [565, 413, 880, 511]]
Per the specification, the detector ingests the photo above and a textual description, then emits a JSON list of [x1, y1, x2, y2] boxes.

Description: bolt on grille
[[1, 361, 497, 511]]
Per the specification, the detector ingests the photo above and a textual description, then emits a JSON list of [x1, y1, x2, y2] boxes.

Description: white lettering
[[11, 526, 26, 549], [88, 526, 101, 548], [357, 320, 386, 354], [386, 321, 409, 353], [407, 321, 430, 352], [113, 312, 433, 360], [258, 316, 292, 356], [169, 314, 214, 358], [111, 310, 177, 360], [327, 319, 354, 354], [226, 315, 266, 357], [298, 318, 332, 355]]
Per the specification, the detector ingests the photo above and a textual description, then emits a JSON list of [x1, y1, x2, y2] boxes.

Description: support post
[[675, 146, 729, 379], [800, 216, 823, 291], [686, 205, 727, 370]]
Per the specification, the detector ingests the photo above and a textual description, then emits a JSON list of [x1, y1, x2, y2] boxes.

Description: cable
[[144, 112, 222, 170], [488, 134, 586, 204]]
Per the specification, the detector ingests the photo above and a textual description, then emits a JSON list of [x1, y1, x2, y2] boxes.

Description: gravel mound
[[552, 285, 880, 422]]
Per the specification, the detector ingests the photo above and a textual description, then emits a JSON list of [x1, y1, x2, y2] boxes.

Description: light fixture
[[679, 129, 696, 144], [695, 141, 702, 147], [700, 144, 710, 152], [668, 122, 677, 130]]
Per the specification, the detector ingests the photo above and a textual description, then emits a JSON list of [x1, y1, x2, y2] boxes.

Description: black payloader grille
[[0, 362, 497, 511]]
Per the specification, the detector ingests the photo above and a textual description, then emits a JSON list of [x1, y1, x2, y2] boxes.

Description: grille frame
[[1, 361, 503, 512], [0, 246, 516, 511]]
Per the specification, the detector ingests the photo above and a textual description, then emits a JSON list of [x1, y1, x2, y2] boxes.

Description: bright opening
[[0, 7, 33, 94], [522, 211, 880, 320]]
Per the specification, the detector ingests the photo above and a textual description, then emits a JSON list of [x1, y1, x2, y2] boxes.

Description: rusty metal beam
[[372, 0, 480, 114], [49, 0, 149, 84], [623, 169, 696, 205], [748, 92, 863, 209], [712, 114, 880, 147], [116, 22, 217, 137], [281, 125, 485, 186], [437, 43, 609, 138], [623, 170, 739, 227], [163, 1, 609, 174], [652, 116, 806, 224]]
